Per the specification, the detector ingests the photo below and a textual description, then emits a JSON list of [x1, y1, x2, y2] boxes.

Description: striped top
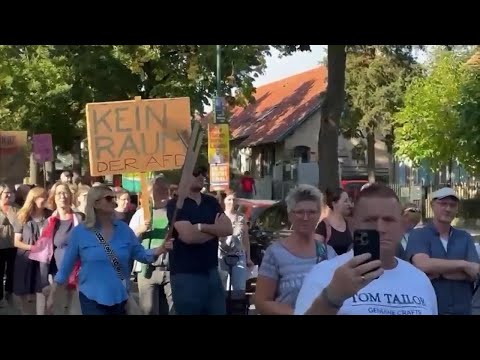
[[258, 240, 337, 308]]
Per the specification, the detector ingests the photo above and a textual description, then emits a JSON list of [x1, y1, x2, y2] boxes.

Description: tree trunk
[[367, 130, 376, 183], [318, 45, 346, 192]]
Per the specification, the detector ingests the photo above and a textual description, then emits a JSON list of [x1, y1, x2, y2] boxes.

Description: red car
[[341, 179, 368, 203], [236, 198, 277, 227]]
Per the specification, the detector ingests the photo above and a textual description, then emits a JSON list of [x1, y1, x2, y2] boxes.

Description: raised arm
[[128, 226, 166, 264]]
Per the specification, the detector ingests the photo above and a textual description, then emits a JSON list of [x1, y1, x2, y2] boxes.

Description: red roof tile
[[229, 66, 327, 147]]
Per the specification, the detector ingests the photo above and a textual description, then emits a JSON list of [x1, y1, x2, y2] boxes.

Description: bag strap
[[324, 219, 332, 244], [92, 228, 125, 281], [315, 240, 328, 264]]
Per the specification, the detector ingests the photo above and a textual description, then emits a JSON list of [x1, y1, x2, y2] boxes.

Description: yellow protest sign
[[208, 124, 229, 165], [208, 124, 230, 191]]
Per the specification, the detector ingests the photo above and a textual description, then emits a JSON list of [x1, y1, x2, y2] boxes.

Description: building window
[[293, 145, 310, 163]]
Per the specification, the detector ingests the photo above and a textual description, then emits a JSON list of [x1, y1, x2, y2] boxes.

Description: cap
[[432, 187, 459, 201]]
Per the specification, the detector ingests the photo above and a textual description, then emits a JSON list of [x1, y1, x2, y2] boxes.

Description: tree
[[342, 46, 421, 182], [456, 51, 480, 173], [0, 46, 79, 150], [316, 45, 423, 191], [318, 45, 346, 192], [394, 50, 467, 174]]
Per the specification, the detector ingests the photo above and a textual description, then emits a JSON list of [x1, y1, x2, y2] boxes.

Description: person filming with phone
[[294, 183, 438, 315]]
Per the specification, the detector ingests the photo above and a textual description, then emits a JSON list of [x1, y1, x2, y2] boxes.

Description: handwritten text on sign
[[86, 97, 191, 176]]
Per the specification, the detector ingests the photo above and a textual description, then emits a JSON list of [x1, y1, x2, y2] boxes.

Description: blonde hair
[[47, 182, 73, 211], [74, 184, 91, 206], [84, 185, 114, 229], [17, 187, 48, 224], [285, 184, 323, 213]]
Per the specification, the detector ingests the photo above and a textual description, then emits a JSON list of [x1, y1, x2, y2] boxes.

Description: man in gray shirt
[[405, 187, 480, 315]]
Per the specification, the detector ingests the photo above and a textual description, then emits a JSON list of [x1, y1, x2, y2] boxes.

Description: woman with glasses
[[47, 185, 172, 315], [113, 188, 135, 225], [254, 185, 337, 315], [30, 182, 83, 315], [397, 203, 422, 261]]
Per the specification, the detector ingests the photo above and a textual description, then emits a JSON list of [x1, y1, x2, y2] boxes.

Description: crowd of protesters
[[1, 166, 480, 315]]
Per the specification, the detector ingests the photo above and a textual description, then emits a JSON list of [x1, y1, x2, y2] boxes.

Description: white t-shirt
[[294, 250, 438, 315]]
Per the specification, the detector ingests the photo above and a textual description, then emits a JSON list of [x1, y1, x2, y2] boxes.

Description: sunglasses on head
[[404, 207, 420, 213]]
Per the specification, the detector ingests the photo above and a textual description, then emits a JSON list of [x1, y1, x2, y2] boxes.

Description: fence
[[389, 183, 480, 220]]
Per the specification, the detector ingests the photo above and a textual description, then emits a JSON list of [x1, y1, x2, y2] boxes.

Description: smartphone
[[353, 229, 380, 269]]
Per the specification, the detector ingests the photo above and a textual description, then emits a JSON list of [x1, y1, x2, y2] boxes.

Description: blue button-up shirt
[[405, 223, 479, 315], [55, 220, 156, 306]]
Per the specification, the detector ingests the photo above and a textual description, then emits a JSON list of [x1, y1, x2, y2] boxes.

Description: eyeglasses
[[103, 195, 115, 202], [292, 210, 319, 218]]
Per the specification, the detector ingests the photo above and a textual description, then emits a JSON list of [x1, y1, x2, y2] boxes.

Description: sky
[[205, 45, 429, 112], [204, 45, 326, 112], [254, 45, 327, 86]]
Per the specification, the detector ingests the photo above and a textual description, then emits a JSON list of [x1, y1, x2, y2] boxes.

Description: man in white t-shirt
[[294, 183, 438, 315]]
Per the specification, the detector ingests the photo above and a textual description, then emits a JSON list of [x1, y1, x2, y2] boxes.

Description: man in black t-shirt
[[167, 167, 233, 315]]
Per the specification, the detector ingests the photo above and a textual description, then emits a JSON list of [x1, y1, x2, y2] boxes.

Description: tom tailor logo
[[351, 292, 427, 307]]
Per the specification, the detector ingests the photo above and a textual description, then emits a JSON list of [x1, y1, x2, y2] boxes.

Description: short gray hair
[[285, 184, 323, 213]]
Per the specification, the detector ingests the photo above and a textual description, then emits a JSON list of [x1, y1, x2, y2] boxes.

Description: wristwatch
[[321, 287, 344, 309]]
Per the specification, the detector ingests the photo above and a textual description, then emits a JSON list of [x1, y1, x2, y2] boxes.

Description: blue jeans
[[79, 292, 127, 315], [219, 253, 247, 291], [170, 269, 226, 315]]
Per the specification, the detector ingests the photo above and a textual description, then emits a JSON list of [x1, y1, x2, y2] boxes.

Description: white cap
[[432, 187, 459, 201]]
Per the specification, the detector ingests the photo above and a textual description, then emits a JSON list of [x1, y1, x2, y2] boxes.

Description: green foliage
[[394, 50, 467, 171], [0, 45, 282, 152], [342, 46, 420, 141], [456, 62, 480, 173]]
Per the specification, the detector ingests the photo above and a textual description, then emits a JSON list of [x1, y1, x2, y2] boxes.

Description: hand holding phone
[[353, 229, 381, 276], [325, 253, 384, 306]]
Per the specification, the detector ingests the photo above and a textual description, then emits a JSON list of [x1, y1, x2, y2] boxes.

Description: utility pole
[[216, 45, 221, 97], [208, 45, 230, 193]]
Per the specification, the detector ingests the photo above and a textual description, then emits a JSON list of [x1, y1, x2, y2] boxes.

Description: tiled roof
[[229, 66, 327, 147]]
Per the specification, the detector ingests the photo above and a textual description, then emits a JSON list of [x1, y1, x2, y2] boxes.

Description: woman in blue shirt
[[46, 185, 172, 315]]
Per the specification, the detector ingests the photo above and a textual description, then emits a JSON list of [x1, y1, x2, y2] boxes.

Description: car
[[236, 198, 277, 225], [341, 179, 368, 203], [237, 200, 291, 296], [237, 200, 291, 266]]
